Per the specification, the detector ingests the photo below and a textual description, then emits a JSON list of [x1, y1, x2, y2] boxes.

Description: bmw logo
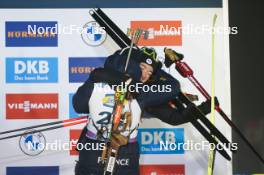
[[81, 21, 107, 46], [146, 58, 153, 65], [19, 130, 46, 156]]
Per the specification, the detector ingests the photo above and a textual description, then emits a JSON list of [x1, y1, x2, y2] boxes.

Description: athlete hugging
[[73, 47, 213, 175]]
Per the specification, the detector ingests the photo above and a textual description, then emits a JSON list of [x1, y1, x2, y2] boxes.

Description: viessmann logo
[[69, 129, 82, 155], [6, 94, 58, 119], [140, 165, 185, 175], [5, 21, 58, 47], [130, 21, 182, 46], [69, 129, 105, 156]]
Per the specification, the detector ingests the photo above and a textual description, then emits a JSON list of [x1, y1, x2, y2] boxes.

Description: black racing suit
[[73, 67, 181, 175]]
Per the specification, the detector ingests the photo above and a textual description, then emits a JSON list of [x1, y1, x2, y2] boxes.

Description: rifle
[[102, 29, 142, 175]]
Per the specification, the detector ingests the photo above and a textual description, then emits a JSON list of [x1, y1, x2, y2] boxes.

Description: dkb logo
[[137, 128, 184, 154], [6, 57, 58, 83]]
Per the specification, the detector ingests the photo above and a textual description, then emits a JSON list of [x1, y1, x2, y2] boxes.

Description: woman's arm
[[72, 78, 94, 114], [136, 69, 181, 108]]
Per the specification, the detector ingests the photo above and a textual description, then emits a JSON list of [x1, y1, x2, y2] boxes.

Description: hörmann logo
[[6, 166, 59, 175], [6, 57, 58, 83], [130, 21, 182, 46], [69, 93, 88, 119], [140, 165, 185, 175], [6, 94, 58, 119], [5, 21, 58, 47], [69, 57, 106, 83]]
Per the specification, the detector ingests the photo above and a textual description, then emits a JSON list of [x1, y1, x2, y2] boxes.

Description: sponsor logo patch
[[69, 57, 106, 83], [69, 129, 82, 155], [140, 164, 185, 175], [81, 21, 106, 46], [6, 166, 59, 175], [130, 21, 182, 46], [6, 93, 58, 119], [137, 128, 184, 154], [19, 130, 46, 156], [5, 21, 58, 47], [6, 57, 58, 83]]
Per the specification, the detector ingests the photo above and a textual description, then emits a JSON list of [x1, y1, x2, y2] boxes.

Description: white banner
[[0, 4, 231, 175]]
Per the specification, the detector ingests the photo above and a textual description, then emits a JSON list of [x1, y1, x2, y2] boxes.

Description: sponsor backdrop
[[0, 1, 231, 175]]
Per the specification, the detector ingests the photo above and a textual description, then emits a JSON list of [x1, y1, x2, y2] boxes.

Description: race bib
[[87, 83, 141, 140]]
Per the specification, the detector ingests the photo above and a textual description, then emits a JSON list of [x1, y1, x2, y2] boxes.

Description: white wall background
[[0, 6, 231, 175]]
